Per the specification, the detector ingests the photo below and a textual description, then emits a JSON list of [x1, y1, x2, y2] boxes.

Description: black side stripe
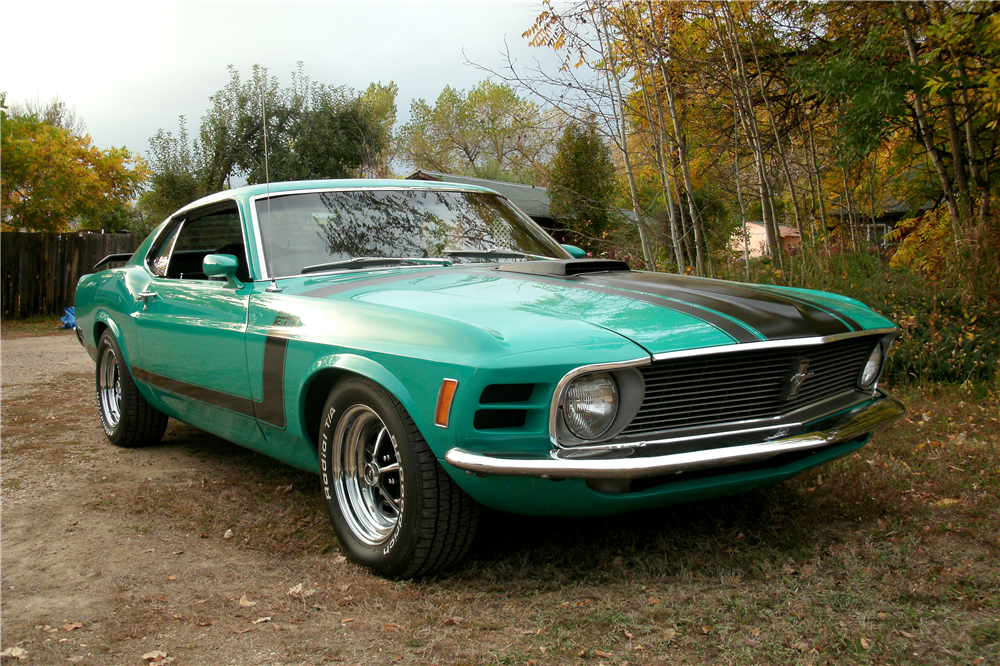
[[132, 333, 289, 429]]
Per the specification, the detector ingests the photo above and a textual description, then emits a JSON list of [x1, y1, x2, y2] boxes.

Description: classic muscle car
[[75, 179, 905, 578]]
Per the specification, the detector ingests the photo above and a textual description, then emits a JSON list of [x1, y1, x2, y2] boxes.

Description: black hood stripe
[[579, 272, 856, 340], [296, 265, 855, 343], [479, 269, 761, 343]]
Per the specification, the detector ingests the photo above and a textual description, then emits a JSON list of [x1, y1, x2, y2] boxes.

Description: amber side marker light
[[435, 379, 459, 428]]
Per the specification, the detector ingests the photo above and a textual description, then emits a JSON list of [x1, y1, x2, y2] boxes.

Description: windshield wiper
[[301, 257, 452, 275], [442, 248, 544, 261]]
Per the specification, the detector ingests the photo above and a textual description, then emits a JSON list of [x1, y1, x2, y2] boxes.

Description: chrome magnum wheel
[[330, 404, 402, 546], [98, 344, 123, 430], [319, 377, 479, 578], [95, 330, 168, 447]]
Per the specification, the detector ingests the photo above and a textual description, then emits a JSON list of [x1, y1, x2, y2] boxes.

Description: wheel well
[[95, 321, 109, 346], [302, 368, 349, 449]]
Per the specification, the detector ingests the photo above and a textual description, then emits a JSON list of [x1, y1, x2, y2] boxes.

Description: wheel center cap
[[364, 461, 380, 487]]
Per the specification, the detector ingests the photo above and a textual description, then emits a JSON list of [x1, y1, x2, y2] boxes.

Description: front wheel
[[96, 330, 168, 447], [319, 377, 479, 578]]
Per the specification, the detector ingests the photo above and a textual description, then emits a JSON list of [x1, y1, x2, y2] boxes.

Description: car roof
[[173, 178, 501, 217]]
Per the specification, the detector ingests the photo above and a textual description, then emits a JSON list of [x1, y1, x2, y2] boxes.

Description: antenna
[[262, 88, 281, 293]]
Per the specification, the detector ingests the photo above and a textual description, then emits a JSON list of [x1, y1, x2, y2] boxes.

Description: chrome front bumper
[[445, 395, 905, 480]]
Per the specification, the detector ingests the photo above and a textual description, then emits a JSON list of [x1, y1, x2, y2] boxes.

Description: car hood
[[286, 264, 895, 356]]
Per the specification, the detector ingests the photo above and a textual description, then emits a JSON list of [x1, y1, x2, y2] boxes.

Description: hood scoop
[[496, 259, 631, 277]]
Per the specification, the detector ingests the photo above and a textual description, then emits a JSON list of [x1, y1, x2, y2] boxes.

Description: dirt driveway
[[1, 333, 471, 665], [3, 332, 998, 666]]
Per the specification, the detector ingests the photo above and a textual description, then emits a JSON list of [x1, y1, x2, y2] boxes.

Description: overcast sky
[[4, 1, 563, 163]]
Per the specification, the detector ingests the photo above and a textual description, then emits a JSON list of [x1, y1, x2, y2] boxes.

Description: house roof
[[405, 170, 552, 219]]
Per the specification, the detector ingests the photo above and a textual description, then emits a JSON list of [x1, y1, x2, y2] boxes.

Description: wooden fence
[[1, 231, 139, 319]]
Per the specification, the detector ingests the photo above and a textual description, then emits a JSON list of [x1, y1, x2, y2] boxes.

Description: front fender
[[301, 353, 418, 419]]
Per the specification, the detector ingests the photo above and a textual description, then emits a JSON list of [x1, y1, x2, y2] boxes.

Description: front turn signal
[[435, 379, 459, 428]]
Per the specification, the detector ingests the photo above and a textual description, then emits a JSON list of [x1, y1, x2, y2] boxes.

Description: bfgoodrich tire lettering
[[319, 377, 479, 578], [96, 330, 168, 447]]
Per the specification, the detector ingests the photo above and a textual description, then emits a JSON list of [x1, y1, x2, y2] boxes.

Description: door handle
[[137, 291, 158, 311]]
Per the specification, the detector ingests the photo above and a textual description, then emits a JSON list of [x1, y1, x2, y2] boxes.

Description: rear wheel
[[319, 377, 479, 578], [96, 330, 168, 447]]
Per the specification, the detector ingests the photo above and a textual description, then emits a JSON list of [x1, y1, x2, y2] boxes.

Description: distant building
[[731, 221, 801, 258]]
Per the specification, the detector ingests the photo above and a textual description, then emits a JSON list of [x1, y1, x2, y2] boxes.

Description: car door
[[130, 200, 260, 445]]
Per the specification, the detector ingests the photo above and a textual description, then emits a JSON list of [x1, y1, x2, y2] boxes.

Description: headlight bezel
[[551, 360, 647, 447]]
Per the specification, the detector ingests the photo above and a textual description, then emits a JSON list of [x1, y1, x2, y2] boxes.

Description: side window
[[147, 223, 181, 277], [146, 203, 248, 281]]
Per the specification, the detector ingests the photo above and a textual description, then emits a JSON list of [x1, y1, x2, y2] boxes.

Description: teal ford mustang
[[75, 179, 905, 578]]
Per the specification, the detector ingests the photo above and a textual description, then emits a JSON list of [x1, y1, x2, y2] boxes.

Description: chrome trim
[[649, 328, 898, 363], [447, 394, 905, 480], [548, 357, 651, 446]]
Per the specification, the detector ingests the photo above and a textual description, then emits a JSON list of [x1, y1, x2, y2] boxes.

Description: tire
[[319, 377, 479, 579], [96, 330, 168, 447]]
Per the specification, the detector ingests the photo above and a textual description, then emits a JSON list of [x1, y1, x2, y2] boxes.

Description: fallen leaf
[[622, 629, 635, 640], [198, 621, 212, 627], [900, 631, 916, 639], [442, 618, 459, 626], [334, 555, 347, 564], [751, 628, 761, 637], [253, 617, 272, 625], [633, 645, 646, 651], [233, 628, 253, 634], [934, 498, 959, 507], [595, 650, 612, 658], [384, 623, 403, 631], [662, 628, 676, 641], [63, 622, 84, 631], [0, 647, 27, 660], [142, 650, 167, 662], [223, 529, 234, 539], [276, 484, 293, 493], [167, 575, 177, 581], [648, 597, 661, 605], [239, 594, 257, 607], [792, 642, 809, 652], [703, 625, 713, 634], [860, 638, 871, 649]]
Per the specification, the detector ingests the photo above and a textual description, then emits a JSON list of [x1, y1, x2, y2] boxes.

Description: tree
[[547, 116, 616, 251], [1, 99, 150, 232], [144, 64, 391, 206], [396, 80, 557, 183]]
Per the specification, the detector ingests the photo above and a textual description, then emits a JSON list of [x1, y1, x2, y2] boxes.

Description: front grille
[[621, 336, 879, 437]]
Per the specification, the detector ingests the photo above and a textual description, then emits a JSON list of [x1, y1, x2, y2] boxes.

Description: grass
[[0, 315, 67, 338], [4, 316, 997, 664]]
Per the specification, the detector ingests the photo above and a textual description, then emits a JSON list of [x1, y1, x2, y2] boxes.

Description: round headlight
[[563, 372, 618, 440], [860, 344, 883, 388]]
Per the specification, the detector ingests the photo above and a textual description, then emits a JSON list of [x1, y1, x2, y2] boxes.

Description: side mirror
[[203, 254, 243, 289], [562, 244, 588, 259]]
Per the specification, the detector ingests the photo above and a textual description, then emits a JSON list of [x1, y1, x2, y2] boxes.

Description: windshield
[[253, 188, 569, 277]]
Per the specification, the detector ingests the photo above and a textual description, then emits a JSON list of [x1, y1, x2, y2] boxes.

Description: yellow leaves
[[1, 112, 150, 231]]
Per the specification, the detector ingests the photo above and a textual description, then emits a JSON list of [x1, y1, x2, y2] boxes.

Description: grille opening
[[480, 383, 534, 404], [474, 409, 528, 430], [621, 336, 879, 438]]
